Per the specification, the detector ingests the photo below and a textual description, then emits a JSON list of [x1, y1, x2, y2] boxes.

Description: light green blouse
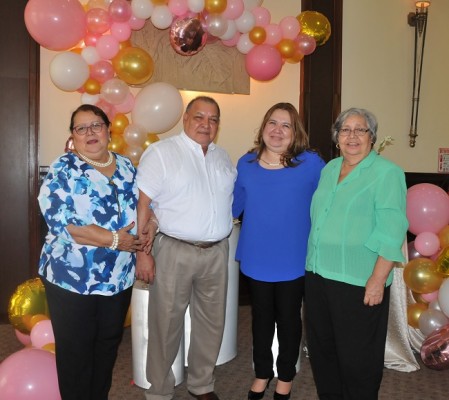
[[306, 150, 409, 287]]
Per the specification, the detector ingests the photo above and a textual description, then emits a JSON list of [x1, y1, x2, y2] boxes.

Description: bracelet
[[110, 230, 119, 250], [149, 218, 159, 233]]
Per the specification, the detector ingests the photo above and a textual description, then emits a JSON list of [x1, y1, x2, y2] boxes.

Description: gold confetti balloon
[[8, 278, 49, 334], [297, 11, 331, 46]]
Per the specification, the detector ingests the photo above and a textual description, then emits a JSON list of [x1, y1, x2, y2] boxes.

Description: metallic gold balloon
[[407, 302, 428, 328], [297, 11, 331, 46], [42, 343, 56, 353], [119, 40, 132, 51], [439, 227, 449, 250], [29, 314, 50, 330], [403, 257, 444, 294], [151, 0, 168, 5], [276, 38, 296, 59], [205, 0, 227, 14], [285, 50, 304, 64], [112, 47, 154, 85], [109, 133, 126, 153], [8, 278, 49, 334], [143, 133, 160, 149], [249, 26, 266, 45], [111, 113, 129, 135], [436, 246, 449, 276], [84, 78, 101, 95], [412, 291, 429, 304]]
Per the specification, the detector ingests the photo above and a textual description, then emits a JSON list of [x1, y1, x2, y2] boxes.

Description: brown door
[[0, 1, 40, 322]]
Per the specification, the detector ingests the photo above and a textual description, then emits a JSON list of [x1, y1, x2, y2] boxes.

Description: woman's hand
[[116, 222, 144, 253], [364, 275, 386, 306]]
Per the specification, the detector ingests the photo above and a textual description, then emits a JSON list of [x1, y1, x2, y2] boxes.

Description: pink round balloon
[[86, 7, 111, 34], [422, 290, 440, 303], [111, 22, 132, 42], [0, 348, 60, 400], [24, 0, 87, 51], [168, 0, 189, 16], [128, 15, 146, 31], [96, 35, 120, 60], [279, 16, 300, 39], [84, 32, 102, 47], [109, 0, 132, 23], [90, 60, 115, 83], [115, 92, 135, 114], [245, 44, 283, 81], [251, 6, 271, 27], [295, 33, 316, 56], [222, 0, 244, 20], [415, 232, 441, 257], [96, 99, 117, 121], [407, 183, 449, 235], [264, 23, 282, 46], [15, 329, 32, 346], [30, 320, 55, 349]]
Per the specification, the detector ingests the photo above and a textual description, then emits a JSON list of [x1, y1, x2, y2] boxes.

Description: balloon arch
[[24, 0, 331, 164]]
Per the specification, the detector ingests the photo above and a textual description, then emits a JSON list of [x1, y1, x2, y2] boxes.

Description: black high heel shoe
[[247, 372, 275, 400], [273, 391, 290, 400]]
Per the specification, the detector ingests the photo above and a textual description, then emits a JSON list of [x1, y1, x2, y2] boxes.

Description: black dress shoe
[[247, 372, 275, 400], [188, 390, 220, 400], [273, 391, 291, 400]]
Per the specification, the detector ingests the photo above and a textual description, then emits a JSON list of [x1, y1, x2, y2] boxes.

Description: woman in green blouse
[[305, 108, 409, 400]]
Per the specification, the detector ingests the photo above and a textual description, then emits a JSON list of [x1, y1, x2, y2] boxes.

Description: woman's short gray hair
[[331, 108, 378, 144]]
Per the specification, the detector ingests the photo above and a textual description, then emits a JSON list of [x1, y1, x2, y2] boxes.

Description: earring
[[336, 143, 340, 149]]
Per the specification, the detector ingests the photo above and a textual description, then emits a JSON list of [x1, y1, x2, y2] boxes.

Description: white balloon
[[131, 0, 154, 20], [243, 0, 263, 10], [151, 5, 173, 30], [81, 93, 100, 105], [81, 46, 101, 65], [235, 9, 255, 33], [419, 309, 449, 337], [100, 78, 130, 105], [123, 123, 147, 147], [236, 32, 254, 54], [49, 52, 89, 92], [429, 300, 442, 311], [207, 14, 229, 38], [438, 278, 449, 317], [187, 0, 205, 13], [220, 20, 237, 41], [132, 82, 183, 134]]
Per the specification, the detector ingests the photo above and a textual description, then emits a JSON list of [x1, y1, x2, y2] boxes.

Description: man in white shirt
[[136, 96, 237, 400]]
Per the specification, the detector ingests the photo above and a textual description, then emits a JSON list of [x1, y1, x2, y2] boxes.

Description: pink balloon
[[264, 23, 282, 46], [84, 32, 102, 47], [251, 6, 271, 27], [421, 324, 449, 370], [222, 0, 244, 20], [128, 15, 147, 30], [279, 16, 300, 39], [109, 0, 132, 23], [96, 99, 117, 121], [407, 183, 449, 235], [90, 60, 115, 83], [168, 0, 189, 16], [115, 92, 135, 114], [86, 7, 111, 34], [245, 44, 283, 81], [0, 348, 60, 400], [422, 290, 440, 303], [15, 329, 32, 346], [111, 22, 132, 42], [24, 0, 87, 51], [295, 33, 316, 56], [415, 232, 441, 257], [30, 320, 55, 349], [96, 35, 120, 60]]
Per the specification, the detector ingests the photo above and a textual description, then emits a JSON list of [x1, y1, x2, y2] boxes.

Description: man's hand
[[136, 251, 156, 284]]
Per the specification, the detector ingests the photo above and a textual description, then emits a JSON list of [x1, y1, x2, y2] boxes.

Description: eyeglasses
[[72, 122, 106, 136], [338, 128, 370, 136]]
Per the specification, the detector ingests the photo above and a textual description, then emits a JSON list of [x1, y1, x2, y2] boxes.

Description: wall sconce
[[408, 1, 430, 148]]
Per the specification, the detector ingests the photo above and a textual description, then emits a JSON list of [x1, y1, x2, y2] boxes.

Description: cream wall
[[39, 0, 302, 166], [342, 0, 449, 172]]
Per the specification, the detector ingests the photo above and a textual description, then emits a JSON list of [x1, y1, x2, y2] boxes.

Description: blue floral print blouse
[[38, 152, 138, 295]]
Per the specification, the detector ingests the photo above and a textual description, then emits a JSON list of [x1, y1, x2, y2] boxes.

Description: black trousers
[[43, 279, 132, 400], [305, 272, 390, 400], [247, 275, 304, 382]]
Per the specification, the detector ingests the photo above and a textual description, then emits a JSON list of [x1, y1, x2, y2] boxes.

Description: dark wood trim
[[300, 0, 342, 162]]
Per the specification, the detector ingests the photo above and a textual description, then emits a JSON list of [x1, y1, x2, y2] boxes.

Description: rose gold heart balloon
[[421, 324, 449, 370], [169, 17, 207, 56]]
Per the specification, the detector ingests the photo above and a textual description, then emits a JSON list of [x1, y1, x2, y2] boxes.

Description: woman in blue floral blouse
[[38, 104, 144, 400]]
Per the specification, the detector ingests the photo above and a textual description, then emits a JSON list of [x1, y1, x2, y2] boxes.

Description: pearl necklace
[[78, 151, 113, 168], [260, 158, 281, 166]]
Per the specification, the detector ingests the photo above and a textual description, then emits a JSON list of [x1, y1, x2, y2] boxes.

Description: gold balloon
[[143, 133, 160, 149], [109, 133, 126, 153], [124, 305, 131, 328], [411, 291, 429, 304], [8, 278, 49, 334], [438, 226, 449, 249], [29, 314, 50, 330], [403, 257, 444, 294], [249, 26, 266, 45], [285, 50, 304, 64], [205, 0, 227, 14], [112, 47, 154, 86], [42, 343, 56, 353], [111, 113, 129, 135], [297, 11, 331, 46], [276, 38, 296, 59], [84, 78, 101, 95], [436, 246, 449, 276], [407, 302, 428, 328], [151, 0, 168, 5], [119, 40, 132, 51]]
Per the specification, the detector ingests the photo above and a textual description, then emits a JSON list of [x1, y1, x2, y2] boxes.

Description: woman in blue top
[[305, 108, 408, 400], [38, 104, 144, 400], [233, 103, 325, 400]]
